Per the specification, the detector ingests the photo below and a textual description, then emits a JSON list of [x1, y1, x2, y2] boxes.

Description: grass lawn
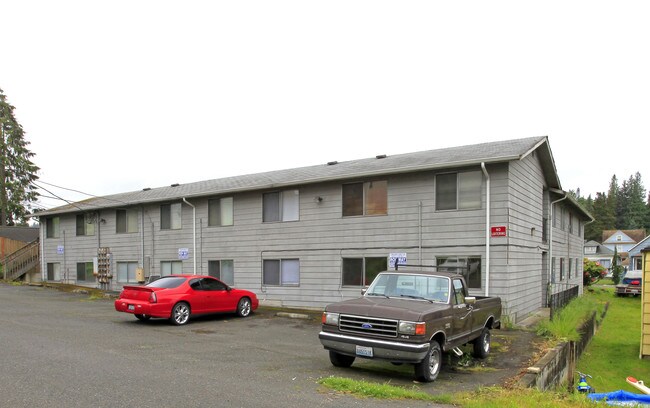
[[576, 286, 648, 393]]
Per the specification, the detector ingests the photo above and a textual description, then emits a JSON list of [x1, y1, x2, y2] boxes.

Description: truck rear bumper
[[319, 331, 430, 363]]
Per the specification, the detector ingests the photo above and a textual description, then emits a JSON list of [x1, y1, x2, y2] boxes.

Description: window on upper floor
[[161, 203, 182, 230], [208, 197, 234, 226], [76, 262, 94, 282], [342, 257, 387, 286], [263, 259, 300, 286], [117, 209, 139, 233], [435, 171, 482, 211], [342, 180, 387, 217], [616, 235, 622, 241], [585, 246, 597, 255], [46, 217, 60, 238], [263, 190, 299, 222], [76, 214, 96, 236], [208, 259, 234, 286]]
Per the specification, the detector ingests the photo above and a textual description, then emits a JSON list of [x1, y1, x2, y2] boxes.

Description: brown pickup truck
[[319, 267, 502, 382]]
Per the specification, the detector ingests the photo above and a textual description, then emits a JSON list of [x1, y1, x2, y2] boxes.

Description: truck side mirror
[[465, 296, 476, 305]]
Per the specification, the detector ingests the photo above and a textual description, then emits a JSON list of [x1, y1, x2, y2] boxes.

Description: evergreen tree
[[0, 88, 40, 226], [620, 172, 647, 230]]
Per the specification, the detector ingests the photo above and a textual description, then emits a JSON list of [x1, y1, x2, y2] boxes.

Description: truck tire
[[329, 351, 355, 368], [414, 341, 441, 382], [472, 328, 491, 359]]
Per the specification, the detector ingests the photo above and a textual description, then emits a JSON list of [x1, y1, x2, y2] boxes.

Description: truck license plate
[[128, 305, 135, 311], [356, 346, 373, 357]]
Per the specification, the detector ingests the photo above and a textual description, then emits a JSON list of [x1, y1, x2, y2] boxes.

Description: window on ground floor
[[436, 256, 481, 289], [76, 262, 94, 282], [117, 261, 139, 283], [208, 260, 234, 286], [263, 259, 299, 286], [47, 263, 61, 281], [161, 261, 183, 276], [342, 257, 387, 286]]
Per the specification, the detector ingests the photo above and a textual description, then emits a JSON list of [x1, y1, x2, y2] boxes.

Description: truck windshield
[[365, 273, 450, 303]]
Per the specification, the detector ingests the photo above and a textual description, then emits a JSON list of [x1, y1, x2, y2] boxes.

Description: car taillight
[[149, 292, 157, 303], [631, 280, 640, 285]]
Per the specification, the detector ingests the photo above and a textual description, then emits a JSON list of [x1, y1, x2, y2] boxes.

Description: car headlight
[[399, 321, 426, 335], [322, 312, 340, 326]]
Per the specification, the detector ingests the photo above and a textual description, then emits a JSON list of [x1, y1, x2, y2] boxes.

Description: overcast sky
[[2, 1, 649, 211]]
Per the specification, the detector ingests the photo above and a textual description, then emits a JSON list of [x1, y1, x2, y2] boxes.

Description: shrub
[[583, 259, 606, 287]]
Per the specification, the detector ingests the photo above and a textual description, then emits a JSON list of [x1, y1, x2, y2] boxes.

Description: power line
[[32, 182, 84, 211]]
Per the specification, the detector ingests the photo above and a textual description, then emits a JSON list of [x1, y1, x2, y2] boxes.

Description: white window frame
[[208, 197, 234, 227], [117, 261, 139, 283], [263, 190, 299, 222], [161, 203, 182, 230], [262, 259, 300, 286], [117, 209, 139, 233], [435, 171, 482, 211]]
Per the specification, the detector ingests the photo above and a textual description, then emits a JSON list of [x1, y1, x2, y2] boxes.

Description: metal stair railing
[[2, 238, 40, 281]]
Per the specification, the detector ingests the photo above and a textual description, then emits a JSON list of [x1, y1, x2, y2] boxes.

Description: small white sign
[[178, 248, 189, 260], [57, 245, 64, 255], [389, 253, 407, 268]]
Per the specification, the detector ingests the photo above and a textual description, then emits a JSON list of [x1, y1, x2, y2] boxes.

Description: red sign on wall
[[491, 226, 507, 237]]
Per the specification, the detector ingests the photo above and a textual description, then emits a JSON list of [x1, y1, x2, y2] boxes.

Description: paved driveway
[[0, 284, 536, 407]]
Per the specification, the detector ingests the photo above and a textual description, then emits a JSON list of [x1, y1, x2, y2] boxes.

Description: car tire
[[134, 314, 151, 321], [414, 341, 441, 382], [329, 351, 355, 368], [170, 302, 190, 326], [472, 328, 491, 359], [237, 297, 252, 317]]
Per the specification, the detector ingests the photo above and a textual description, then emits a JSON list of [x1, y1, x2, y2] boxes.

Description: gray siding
[[39, 153, 585, 322]]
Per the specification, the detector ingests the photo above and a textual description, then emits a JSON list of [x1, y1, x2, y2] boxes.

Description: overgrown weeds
[[536, 294, 606, 342]]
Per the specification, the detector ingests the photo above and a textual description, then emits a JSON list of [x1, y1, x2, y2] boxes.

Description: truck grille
[[339, 315, 398, 337]]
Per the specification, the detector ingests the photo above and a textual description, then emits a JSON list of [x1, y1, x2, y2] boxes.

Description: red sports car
[[114, 274, 259, 325]]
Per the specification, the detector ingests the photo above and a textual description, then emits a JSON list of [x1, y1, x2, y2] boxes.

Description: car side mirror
[[465, 296, 476, 305], [361, 287, 368, 295]]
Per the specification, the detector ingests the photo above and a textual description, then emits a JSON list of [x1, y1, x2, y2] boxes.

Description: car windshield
[[146, 277, 186, 289], [365, 273, 450, 303]]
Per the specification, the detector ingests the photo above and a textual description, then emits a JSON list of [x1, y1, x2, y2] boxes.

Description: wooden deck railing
[[2, 238, 40, 281]]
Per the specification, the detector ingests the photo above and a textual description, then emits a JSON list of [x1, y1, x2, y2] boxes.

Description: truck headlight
[[399, 321, 426, 336], [322, 312, 340, 326]]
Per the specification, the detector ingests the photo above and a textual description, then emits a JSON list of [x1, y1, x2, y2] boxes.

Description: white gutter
[[549, 189, 568, 286], [182, 198, 197, 275], [481, 162, 491, 296]]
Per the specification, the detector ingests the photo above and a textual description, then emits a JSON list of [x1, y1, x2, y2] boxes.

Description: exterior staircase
[[2, 238, 40, 281]]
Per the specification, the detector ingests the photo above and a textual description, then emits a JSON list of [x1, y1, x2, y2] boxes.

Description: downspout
[[141, 206, 145, 272], [549, 189, 568, 288], [418, 201, 422, 265], [182, 198, 197, 275], [481, 163, 490, 296]]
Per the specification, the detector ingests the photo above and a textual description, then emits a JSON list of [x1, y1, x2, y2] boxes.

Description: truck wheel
[[414, 341, 441, 382], [329, 351, 355, 368], [472, 328, 491, 359]]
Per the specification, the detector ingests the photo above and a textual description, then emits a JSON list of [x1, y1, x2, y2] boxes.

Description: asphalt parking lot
[[0, 283, 540, 408]]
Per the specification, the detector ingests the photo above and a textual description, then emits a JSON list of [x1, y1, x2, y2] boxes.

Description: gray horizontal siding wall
[[40, 160, 561, 321]]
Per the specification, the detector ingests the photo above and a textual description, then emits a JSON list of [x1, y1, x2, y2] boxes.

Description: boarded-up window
[[342, 181, 387, 217]]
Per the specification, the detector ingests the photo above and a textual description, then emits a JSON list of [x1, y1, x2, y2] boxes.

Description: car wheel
[[134, 314, 151, 321], [414, 341, 441, 382], [472, 328, 491, 359], [170, 302, 190, 325], [236, 297, 252, 317], [329, 351, 355, 368]]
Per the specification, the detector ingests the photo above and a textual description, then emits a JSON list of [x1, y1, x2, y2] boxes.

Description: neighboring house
[[0, 226, 39, 258], [602, 230, 647, 270], [583, 240, 614, 270], [629, 236, 650, 273], [33, 136, 592, 323], [602, 230, 647, 253]]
